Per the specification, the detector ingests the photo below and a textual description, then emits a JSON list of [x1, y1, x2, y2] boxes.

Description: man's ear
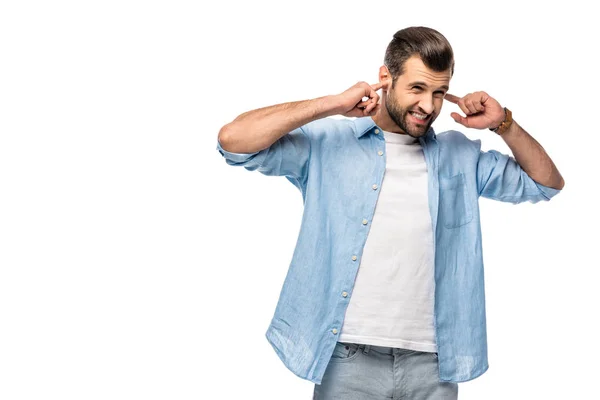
[[378, 66, 392, 91]]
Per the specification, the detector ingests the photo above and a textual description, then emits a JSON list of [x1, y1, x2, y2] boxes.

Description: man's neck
[[371, 109, 407, 135]]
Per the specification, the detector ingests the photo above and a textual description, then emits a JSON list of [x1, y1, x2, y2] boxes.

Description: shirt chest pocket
[[439, 172, 473, 229]]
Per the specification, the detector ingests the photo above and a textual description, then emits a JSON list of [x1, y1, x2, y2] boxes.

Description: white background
[[1, 1, 598, 399]]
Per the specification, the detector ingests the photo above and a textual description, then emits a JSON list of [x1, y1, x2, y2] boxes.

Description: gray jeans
[[313, 342, 458, 400]]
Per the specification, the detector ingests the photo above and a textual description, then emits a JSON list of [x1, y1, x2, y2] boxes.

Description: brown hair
[[384, 26, 454, 87]]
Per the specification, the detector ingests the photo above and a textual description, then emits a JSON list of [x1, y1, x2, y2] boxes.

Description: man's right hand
[[334, 81, 383, 118]]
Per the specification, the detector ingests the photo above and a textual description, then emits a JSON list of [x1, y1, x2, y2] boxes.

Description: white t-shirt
[[338, 129, 437, 353]]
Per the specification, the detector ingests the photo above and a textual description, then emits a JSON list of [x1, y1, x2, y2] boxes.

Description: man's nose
[[418, 96, 435, 115]]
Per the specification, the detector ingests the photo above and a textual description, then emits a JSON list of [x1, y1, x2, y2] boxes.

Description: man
[[216, 26, 564, 399]]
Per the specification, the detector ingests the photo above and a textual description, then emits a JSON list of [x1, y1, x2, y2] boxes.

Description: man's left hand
[[444, 92, 505, 130]]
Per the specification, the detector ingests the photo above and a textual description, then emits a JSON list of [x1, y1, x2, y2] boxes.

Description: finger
[[364, 101, 381, 116], [367, 89, 380, 107], [368, 102, 381, 116], [365, 99, 379, 114], [450, 112, 471, 128], [361, 82, 378, 98], [473, 98, 485, 113], [457, 98, 471, 116], [356, 100, 370, 108], [360, 82, 380, 105], [370, 82, 383, 91], [464, 99, 479, 115], [478, 91, 490, 104], [470, 92, 487, 112], [444, 93, 460, 104]]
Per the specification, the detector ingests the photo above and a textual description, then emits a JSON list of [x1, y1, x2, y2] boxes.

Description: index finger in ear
[[370, 82, 383, 91], [444, 93, 461, 104]]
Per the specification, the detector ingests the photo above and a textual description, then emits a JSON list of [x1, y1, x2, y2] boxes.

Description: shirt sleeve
[[216, 126, 311, 187], [476, 149, 562, 204]]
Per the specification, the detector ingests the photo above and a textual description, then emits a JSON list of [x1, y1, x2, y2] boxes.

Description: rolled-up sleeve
[[216, 126, 311, 187], [476, 149, 561, 204]]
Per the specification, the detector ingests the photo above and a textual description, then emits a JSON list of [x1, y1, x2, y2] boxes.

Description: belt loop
[[362, 344, 371, 355]]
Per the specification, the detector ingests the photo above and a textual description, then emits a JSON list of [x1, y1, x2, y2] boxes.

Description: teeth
[[410, 112, 428, 120]]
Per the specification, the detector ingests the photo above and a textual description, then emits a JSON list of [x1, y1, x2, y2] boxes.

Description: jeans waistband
[[352, 343, 435, 356]]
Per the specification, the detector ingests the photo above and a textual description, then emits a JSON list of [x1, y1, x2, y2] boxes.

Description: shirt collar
[[353, 116, 437, 142]]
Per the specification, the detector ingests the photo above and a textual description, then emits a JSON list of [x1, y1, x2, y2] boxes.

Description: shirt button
[[332, 328, 338, 334], [342, 291, 348, 297], [352, 255, 357, 261], [372, 184, 378, 190], [362, 219, 368, 225], [378, 151, 383, 156], [374, 129, 380, 134]]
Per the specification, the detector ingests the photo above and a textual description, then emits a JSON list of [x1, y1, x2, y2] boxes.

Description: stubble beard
[[385, 94, 434, 139]]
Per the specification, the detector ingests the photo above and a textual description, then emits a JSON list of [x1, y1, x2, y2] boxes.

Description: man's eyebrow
[[408, 81, 449, 91]]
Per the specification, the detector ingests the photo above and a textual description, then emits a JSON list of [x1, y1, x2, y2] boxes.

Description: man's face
[[385, 55, 452, 138]]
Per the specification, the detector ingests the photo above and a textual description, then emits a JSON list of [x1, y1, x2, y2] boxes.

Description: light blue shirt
[[216, 116, 561, 384]]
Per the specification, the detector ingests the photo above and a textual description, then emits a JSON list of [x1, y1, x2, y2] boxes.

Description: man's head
[[376, 26, 454, 138]]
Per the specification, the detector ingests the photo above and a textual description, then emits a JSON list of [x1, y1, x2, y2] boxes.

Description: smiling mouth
[[409, 111, 430, 122]]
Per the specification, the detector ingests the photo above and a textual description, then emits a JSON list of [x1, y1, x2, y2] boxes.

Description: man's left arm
[[445, 92, 564, 203], [498, 119, 564, 190]]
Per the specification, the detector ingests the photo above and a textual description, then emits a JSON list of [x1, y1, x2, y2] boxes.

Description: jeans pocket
[[329, 342, 362, 363], [440, 172, 473, 228]]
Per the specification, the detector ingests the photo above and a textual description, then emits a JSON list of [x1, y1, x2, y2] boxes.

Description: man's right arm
[[217, 81, 383, 154], [217, 95, 341, 154], [216, 82, 383, 183]]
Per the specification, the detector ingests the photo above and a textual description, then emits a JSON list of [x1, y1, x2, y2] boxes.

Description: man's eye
[[435, 92, 446, 96], [412, 86, 423, 91]]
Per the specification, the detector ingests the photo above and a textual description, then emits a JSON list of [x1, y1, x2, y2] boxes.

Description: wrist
[[489, 107, 513, 135], [320, 95, 344, 117], [499, 118, 520, 140]]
